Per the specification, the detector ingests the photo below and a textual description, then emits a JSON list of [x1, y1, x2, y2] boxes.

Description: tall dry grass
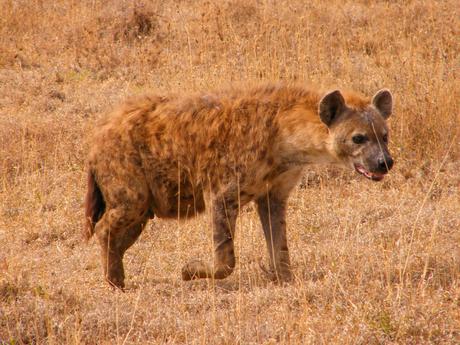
[[0, 0, 459, 344]]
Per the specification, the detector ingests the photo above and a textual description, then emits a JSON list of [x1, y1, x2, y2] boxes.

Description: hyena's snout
[[376, 153, 394, 173], [356, 150, 394, 182]]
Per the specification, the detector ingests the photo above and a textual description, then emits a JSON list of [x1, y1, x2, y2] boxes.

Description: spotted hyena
[[84, 83, 394, 289]]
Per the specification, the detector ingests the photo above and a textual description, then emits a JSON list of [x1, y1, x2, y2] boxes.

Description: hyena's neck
[[274, 104, 338, 167]]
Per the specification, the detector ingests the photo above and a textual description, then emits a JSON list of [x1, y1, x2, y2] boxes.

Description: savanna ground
[[0, 0, 459, 344]]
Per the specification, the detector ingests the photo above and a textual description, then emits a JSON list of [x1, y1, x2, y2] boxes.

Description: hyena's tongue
[[355, 164, 385, 181]]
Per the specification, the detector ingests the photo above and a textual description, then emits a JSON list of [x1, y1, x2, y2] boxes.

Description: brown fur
[[85, 82, 394, 288]]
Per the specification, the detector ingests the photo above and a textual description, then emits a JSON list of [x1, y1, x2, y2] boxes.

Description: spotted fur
[[85, 82, 394, 288]]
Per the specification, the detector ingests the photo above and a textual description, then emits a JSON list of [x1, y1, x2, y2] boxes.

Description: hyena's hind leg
[[94, 178, 152, 289]]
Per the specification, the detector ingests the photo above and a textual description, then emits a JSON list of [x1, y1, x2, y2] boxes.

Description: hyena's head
[[319, 89, 394, 181]]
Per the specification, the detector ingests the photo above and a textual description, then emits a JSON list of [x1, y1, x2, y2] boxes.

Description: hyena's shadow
[[125, 276, 270, 293], [125, 266, 326, 293]]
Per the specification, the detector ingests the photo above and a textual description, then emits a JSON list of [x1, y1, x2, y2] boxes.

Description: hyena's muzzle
[[354, 144, 394, 181]]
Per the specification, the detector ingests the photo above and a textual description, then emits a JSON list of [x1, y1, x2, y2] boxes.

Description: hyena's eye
[[352, 134, 368, 144], [382, 134, 388, 143]]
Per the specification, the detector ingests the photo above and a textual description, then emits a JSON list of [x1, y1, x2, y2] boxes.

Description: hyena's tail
[[84, 170, 106, 241]]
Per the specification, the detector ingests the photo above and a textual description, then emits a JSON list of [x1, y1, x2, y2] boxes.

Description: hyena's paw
[[259, 261, 293, 283], [105, 261, 126, 290], [181, 260, 211, 281], [106, 273, 125, 291]]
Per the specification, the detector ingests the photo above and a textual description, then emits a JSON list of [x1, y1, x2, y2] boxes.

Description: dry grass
[[0, 0, 459, 344]]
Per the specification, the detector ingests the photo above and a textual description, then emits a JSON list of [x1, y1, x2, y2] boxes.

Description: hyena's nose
[[378, 156, 394, 172]]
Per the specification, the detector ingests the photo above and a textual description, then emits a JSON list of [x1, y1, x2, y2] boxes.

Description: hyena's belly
[[150, 177, 205, 219]]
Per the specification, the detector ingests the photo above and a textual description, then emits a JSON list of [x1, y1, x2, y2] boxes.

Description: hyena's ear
[[319, 90, 346, 127], [372, 89, 393, 119]]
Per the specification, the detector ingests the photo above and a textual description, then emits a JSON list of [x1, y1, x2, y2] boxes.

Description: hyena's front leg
[[182, 195, 237, 280], [256, 194, 292, 282]]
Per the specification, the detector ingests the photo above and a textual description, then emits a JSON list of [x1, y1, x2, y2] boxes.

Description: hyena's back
[[86, 88, 275, 228], [87, 96, 208, 224]]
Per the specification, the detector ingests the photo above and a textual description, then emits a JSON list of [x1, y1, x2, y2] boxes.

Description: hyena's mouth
[[354, 164, 385, 182]]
